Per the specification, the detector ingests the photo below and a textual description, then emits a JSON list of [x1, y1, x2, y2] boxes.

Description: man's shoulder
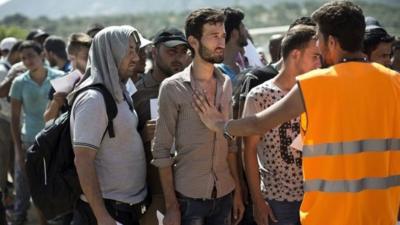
[[47, 67, 65, 78], [12, 70, 29, 83], [249, 64, 278, 77], [135, 77, 146, 90], [240, 65, 278, 92], [135, 73, 160, 90], [297, 68, 331, 82], [369, 62, 399, 76], [73, 89, 105, 107], [162, 70, 186, 86]]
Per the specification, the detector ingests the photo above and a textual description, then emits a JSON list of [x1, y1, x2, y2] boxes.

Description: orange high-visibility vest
[[297, 62, 400, 225]]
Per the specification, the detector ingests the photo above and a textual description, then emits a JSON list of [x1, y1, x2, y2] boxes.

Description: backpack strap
[[72, 84, 118, 138], [0, 61, 11, 71]]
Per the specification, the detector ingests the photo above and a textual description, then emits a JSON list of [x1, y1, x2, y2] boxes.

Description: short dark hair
[[67, 33, 92, 55], [86, 24, 104, 38], [363, 29, 395, 57], [222, 7, 245, 42], [311, 1, 365, 52], [9, 41, 23, 54], [289, 17, 316, 29], [43, 36, 68, 60], [19, 40, 43, 55], [281, 25, 316, 59], [185, 8, 225, 54], [185, 8, 225, 40]]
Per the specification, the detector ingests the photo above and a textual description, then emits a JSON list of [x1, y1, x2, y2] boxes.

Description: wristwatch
[[223, 120, 235, 141]]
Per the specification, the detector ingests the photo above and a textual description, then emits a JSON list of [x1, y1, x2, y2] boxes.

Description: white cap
[[138, 33, 152, 48], [0, 37, 18, 51]]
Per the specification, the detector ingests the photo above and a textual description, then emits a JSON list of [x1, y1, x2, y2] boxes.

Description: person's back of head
[[67, 33, 92, 55], [311, 1, 365, 53], [269, 34, 283, 63], [86, 24, 105, 38], [289, 16, 316, 30], [44, 36, 68, 61], [67, 33, 92, 73]]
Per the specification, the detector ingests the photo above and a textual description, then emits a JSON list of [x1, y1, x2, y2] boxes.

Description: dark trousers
[[177, 192, 233, 225], [0, 192, 6, 225], [73, 199, 145, 225], [267, 199, 301, 225]]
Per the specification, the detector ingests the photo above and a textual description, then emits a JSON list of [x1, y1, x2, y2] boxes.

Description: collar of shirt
[[176, 63, 231, 113], [179, 63, 227, 89], [142, 70, 162, 88]]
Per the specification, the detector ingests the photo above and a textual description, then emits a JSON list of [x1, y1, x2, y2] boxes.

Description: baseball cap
[[33, 29, 50, 39], [364, 17, 394, 42], [0, 37, 18, 51], [153, 28, 188, 47], [365, 16, 384, 31]]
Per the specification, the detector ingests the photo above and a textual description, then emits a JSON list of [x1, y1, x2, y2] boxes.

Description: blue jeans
[[178, 192, 233, 225], [13, 144, 30, 224], [267, 199, 301, 225]]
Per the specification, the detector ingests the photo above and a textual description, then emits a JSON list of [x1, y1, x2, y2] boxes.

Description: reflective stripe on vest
[[304, 174, 400, 192], [303, 138, 400, 157]]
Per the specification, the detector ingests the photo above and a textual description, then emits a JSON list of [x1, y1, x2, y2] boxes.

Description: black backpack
[[233, 64, 279, 119], [25, 84, 118, 220]]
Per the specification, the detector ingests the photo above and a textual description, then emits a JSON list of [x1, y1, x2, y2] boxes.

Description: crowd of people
[[0, 1, 399, 225]]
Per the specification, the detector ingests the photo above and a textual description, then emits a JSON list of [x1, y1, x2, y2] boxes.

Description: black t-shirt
[[242, 64, 279, 93]]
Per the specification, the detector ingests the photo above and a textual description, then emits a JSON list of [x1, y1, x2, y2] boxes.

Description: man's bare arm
[[74, 147, 116, 225], [244, 135, 277, 225], [159, 166, 181, 225], [0, 76, 16, 98], [10, 98, 23, 167], [193, 84, 305, 137]]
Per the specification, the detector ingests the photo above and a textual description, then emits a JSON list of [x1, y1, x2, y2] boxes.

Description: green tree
[[3, 14, 29, 27], [0, 25, 27, 40]]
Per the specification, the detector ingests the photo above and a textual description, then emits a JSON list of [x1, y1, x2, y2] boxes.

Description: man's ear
[[188, 36, 198, 53], [40, 51, 47, 61], [230, 29, 239, 41], [290, 49, 301, 61], [327, 35, 338, 51], [151, 46, 158, 59]]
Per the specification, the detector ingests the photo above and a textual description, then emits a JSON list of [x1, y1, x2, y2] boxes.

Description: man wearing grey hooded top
[[69, 26, 147, 225]]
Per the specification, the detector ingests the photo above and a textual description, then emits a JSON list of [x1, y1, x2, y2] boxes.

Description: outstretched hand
[[192, 90, 225, 133]]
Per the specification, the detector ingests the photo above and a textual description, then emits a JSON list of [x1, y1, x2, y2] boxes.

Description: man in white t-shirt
[[243, 25, 320, 225]]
